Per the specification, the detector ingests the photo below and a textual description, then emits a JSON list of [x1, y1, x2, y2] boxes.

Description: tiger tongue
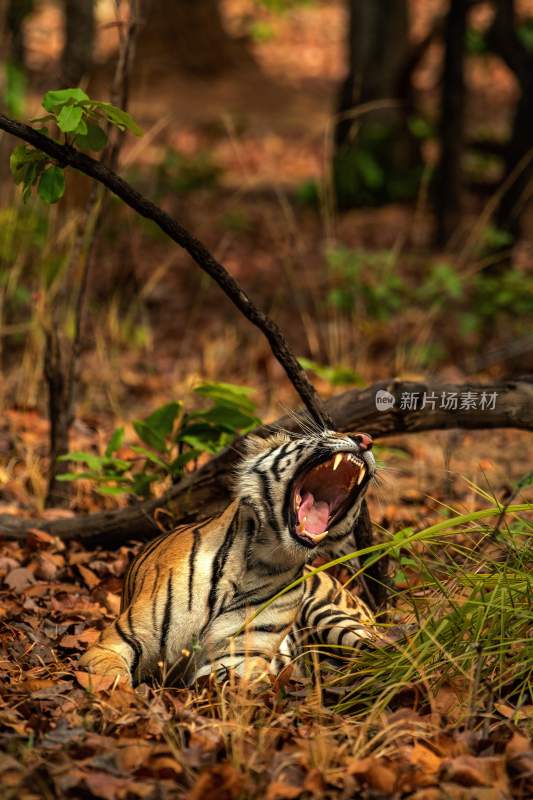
[[297, 491, 330, 534]]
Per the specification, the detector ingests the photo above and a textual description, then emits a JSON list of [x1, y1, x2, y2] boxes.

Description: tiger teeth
[[357, 466, 366, 485], [308, 530, 328, 543], [333, 453, 343, 471], [296, 522, 328, 544]]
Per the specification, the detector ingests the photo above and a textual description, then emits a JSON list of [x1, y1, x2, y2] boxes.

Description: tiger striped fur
[[79, 429, 382, 686]]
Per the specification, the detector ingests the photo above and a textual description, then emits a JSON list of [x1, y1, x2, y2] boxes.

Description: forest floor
[[1, 1, 533, 798]]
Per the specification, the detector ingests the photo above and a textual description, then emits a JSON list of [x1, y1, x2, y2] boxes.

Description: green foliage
[[333, 120, 422, 208], [298, 357, 363, 387], [332, 507, 533, 717], [293, 179, 320, 208], [326, 246, 405, 320], [221, 209, 253, 234], [478, 225, 514, 253], [465, 27, 489, 55], [8, 87, 143, 205], [249, 21, 275, 42], [415, 261, 463, 304], [58, 382, 261, 498], [517, 19, 533, 52], [37, 166, 65, 204], [324, 243, 531, 367], [4, 62, 27, 118], [469, 269, 533, 325], [255, 0, 314, 11], [407, 115, 434, 141]]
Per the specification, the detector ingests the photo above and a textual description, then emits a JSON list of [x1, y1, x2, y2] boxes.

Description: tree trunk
[[490, 0, 533, 248], [333, 0, 421, 209], [435, 0, 468, 247], [5, 0, 34, 68], [61, 0, 96, 87], [137, 0, 252, 77]]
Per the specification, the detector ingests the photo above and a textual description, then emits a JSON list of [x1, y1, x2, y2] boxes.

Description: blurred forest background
[[0, 3, 533, 798], [1, 1, 532, 440]]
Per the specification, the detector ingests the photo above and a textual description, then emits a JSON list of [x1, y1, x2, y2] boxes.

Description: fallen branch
[[0, 109, 330, 431], [1, 377, 531, 545]]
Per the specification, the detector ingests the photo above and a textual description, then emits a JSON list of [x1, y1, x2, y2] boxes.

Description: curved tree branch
[[1, 378, 531, 545], [0, 110, 332, 431]]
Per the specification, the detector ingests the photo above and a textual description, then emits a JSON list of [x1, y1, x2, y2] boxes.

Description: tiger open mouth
[[289, 452, 369, 548]]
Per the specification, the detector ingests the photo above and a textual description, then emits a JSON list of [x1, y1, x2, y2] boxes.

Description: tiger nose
[[351, 432, 373, 451]]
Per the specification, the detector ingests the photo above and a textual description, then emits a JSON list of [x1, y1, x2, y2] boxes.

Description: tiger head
[[236, 429, 376, 560]]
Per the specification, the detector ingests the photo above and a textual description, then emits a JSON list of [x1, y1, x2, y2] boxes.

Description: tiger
[[79, 428, 384, 686]]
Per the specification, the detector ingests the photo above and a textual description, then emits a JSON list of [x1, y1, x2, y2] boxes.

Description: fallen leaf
[[190, 763, 245, 800], [505, 732, 531, 759], [4, 567, 35, 593], [366, 760, 397, 794], [60, 628, 100, 649], [266, 782, 302, 800], [440, 755, 509, 791], [26, 528, 64, 551], [34, 551, 64, 581], [75, 671, 123, 693], [78, 564, 100, 589]]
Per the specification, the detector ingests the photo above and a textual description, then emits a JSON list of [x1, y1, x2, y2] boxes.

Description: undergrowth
[[294, 494, 533, 727]]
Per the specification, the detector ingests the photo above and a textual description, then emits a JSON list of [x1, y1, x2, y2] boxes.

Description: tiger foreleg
[[78, 608, 149, 685], [310, 603, 378, 652], [193, 653, 271, 686]]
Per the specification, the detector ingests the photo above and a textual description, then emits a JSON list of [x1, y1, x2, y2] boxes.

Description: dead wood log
[[1, 377, 531, 546]]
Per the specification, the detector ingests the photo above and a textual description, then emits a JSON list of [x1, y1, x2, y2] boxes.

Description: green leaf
[[96, 485, 131, 496], [89, 101, 143, 136], [516, 471, 533, 491], [131, 473, 158, 498], [101, 457, 131, 474], [5, 62, 27, 118], [42, 87, 89, 113], [30, 114, 56, 125], [143, 401, 182, 440], [179, 434, 220, 454], [74, 121, 107, 151], [192, 405, 259, 433], [9, 145, 43, 184], [57, 104, 84, 133], [170, 450, 201, 475], [194, 381, 256, 413], [105, 427, 125, 457], [299, 357, 363, 387], [133, 420, 166, 452], [38, 166, 65, 204], [56, 471, 100, 481], [130, 445, 169, 469], [58, 451, 103, 470]]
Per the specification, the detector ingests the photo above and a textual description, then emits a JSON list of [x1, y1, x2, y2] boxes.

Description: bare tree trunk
[[334, 0, 421, 209], [61, 0, 96, 86], [5, 0, 34, 68], [489, 0, 533, 248], [435, 0, 468, 247], [137, 0, 252, 77]]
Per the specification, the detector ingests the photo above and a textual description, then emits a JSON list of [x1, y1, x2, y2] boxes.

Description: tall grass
[[330, 504, 533, 724], [243, 497, 533, 728]]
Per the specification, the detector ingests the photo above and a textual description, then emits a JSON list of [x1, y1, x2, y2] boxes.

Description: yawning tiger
[[79, 429, 383, 685]]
